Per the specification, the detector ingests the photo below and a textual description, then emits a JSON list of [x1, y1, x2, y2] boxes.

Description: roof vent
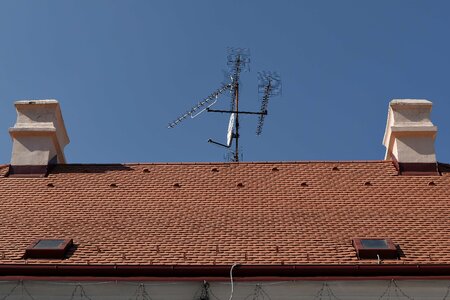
[[9, 100, 70, 177], [383, 99, 439, 175]]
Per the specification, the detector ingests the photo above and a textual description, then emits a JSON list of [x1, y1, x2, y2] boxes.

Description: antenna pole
[[232, 54, 242, 162], [235, 80, 239, 162]]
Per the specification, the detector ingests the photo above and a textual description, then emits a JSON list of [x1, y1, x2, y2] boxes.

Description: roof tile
[[0, 161, 448, 266]]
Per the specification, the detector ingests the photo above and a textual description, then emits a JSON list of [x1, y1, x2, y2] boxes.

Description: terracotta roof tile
[[0, 161, 449, 266]]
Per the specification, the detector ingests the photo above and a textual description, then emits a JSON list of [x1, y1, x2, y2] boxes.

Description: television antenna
[[256, 71, 282, 135], [168, 48, 281, 162]]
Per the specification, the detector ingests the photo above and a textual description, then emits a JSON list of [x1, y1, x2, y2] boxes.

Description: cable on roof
[[228, 263, 240, 300]]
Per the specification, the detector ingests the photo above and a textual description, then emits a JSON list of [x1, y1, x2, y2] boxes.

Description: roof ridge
[[57, 160, 393, 166]]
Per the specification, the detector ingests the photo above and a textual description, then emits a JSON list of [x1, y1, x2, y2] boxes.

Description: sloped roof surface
[[0, 161, 448, 266]]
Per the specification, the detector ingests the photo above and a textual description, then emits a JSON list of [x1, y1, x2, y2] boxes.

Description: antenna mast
[[168, 48, 280, 162], [228, 48, 248, 162]]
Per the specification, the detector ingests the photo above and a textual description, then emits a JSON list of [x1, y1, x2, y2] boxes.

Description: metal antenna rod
[[232, 54, 242, 162], [234, 79, 240, 162]]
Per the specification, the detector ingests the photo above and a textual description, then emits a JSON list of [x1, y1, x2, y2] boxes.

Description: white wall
[[0, 279, 448, 300]]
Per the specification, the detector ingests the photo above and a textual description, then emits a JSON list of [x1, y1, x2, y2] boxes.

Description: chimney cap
[[10, 99, 69, 144], [15, 99, 60, 105], [389, 99, 432, 107], [383, 99, 436, 149]]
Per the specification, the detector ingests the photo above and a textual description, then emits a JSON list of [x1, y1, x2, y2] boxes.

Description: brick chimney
[[9, 100, 69, 176], [383, 99, 438, 175]]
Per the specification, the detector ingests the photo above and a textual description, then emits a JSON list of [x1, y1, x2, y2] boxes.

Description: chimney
[[9, 100, 69, 176], [383, 99, 438, 175]]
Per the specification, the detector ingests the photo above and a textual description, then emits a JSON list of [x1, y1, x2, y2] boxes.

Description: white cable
[[377, 254, 381, 265], [228, 263, 240, 300]]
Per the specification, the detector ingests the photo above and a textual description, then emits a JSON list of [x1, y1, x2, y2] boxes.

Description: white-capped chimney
[[9, 100, 69, 176], [383, 99, 438, 175]]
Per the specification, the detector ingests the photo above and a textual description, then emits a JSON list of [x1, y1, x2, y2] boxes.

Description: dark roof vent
[[352, 238, 398, 260], [25, 239, 73, 259]]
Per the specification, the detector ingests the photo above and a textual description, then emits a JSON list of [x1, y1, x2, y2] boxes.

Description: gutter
[[0, 264, 449, 279]]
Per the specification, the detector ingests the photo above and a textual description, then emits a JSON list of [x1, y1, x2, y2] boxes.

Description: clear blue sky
[[1, 1, 450, 163]]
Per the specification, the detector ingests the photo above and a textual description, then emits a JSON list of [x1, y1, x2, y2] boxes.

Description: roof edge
[[0, 264, 449, 278]]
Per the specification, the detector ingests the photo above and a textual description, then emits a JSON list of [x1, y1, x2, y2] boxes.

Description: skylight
[[352, 238, 398, 260], [33, 239, 66, 249], [360, 239, 389, 249], [25, 239, 73, 259]]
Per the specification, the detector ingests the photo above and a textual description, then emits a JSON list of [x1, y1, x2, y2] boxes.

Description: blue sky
[[1, 1, 450, 163]]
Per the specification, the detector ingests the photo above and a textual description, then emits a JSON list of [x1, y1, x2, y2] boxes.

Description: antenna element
[[256, 72, 282, 135], [168, 83, 231, 128]]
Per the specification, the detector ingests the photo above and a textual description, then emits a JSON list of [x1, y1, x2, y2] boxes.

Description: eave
[[0, 264, 449, 281]]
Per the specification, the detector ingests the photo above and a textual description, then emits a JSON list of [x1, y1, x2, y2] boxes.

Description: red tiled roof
[[0, 161, 448, 266]]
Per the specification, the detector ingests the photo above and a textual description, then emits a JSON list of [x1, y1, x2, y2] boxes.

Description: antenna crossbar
[[207, 108, 267, 115], [168, 83, 232, 128]]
